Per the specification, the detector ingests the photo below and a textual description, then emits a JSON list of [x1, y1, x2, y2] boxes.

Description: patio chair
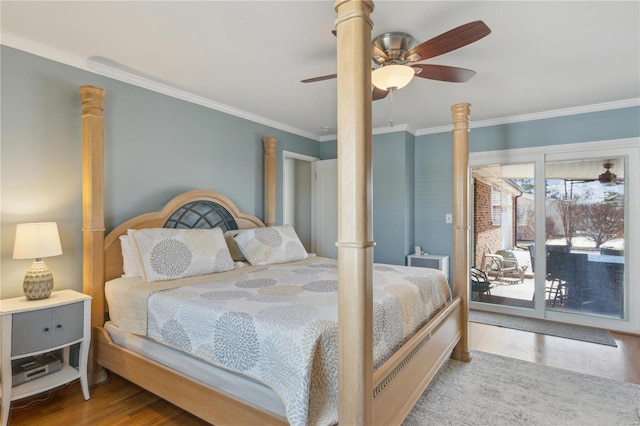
[[546, 251, 594, 310], [546, 249, 568, 306], [528, 244, 535, 272], [483, 246, 526, 284], [471, 267, 493, 301]]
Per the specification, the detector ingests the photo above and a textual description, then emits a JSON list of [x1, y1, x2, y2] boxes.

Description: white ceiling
[[2, 1, 639, 140]]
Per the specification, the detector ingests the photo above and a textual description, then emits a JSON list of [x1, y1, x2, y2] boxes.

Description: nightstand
[[407, 253, 450, 280], [0, 289, 91, 426]]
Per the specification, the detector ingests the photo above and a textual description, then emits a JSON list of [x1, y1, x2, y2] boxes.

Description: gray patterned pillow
[[130, 227, 235, 282], [234, 225, 308, 266]]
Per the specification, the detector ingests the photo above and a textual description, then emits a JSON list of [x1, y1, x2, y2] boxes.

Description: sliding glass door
[[469, 140, 638, 333], [545, 156, 626, 319]]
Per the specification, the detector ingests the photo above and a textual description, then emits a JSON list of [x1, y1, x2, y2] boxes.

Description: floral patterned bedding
[[117, 256, 451, 426]]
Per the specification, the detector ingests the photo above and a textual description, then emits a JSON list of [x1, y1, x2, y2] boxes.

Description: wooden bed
[[79, 2, 473, 424]]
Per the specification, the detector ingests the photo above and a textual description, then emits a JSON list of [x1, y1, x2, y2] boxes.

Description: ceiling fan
[[598, 161, 623, 185], [301, 20, 491, 101], [568, 160, 624, 185]]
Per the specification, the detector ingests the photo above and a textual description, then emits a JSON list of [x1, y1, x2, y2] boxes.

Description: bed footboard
[[372, 296, 462, 425], [94, 326, 288, 426]]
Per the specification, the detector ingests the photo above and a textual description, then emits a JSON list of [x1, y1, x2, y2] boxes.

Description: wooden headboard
[[103, 189, 265, 283]]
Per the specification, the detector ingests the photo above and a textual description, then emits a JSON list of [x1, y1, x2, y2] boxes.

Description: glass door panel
[[544, 157, 625, 319], [471, 163, 535, 309]]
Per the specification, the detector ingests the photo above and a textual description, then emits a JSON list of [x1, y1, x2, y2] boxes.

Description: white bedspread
[[105, 257, 451, 426]]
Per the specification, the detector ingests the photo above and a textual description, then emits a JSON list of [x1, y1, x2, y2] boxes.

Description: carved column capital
[[451, 103, 470, 131], [262, 136, 277, 227], [79, 85, 106, 116]]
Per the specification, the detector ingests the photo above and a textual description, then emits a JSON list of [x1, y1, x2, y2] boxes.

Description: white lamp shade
[[371, 64, 415, 90], [13, 222, 63, 259]]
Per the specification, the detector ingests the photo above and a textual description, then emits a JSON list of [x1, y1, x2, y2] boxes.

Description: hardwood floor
[[469, 322, 640, 385], [6, 323, 639, 425]]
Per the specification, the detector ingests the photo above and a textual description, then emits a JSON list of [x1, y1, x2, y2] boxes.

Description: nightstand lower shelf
[[1, 365, 83, 401]]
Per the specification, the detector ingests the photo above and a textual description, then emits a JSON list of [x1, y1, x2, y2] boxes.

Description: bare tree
[[545, 215, 562, 239], [554, 199, 577, 246], [575, 203, 624, 248]]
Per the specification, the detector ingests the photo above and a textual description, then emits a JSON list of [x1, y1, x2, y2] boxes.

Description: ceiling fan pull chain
[[389, 88, 395, 127]]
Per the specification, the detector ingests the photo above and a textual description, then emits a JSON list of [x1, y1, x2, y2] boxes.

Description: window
[[491, 187, 502, 226]]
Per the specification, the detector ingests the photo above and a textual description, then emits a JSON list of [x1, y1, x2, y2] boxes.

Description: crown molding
[[416, 98, 640, 136], [317, 134, 337, 143], [416, 124, 453, 136], [1, 32, 321, 142], [1, 32, 87, 70], [317, 124, 419, 143]]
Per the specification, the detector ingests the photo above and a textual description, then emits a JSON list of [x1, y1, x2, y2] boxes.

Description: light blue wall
[[415, 132, 454, 261], [404, 132, 416, 259], [0, 46, 319, 298], [372, 132, 415, 265], [319, 132, 416, 265], [468, 107, 640, 152], [320, 140, 337, 160]]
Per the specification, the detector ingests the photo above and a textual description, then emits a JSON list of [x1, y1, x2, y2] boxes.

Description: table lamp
[[13, 222, 63, 300]]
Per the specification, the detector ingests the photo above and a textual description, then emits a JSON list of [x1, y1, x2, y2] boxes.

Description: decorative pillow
[[234, 225, 308, 266], [130, 227, 235, 282], [224, 229, 246, 262], [119, 234, 141, 278]]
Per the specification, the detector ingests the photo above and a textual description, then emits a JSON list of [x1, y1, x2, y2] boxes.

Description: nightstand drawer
[[52, 302, 84, 347], [11, 302, 84, 356]]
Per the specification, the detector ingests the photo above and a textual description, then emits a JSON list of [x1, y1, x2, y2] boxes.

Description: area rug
[[403, 351, 640, 426], [469, 310, 617, 347]]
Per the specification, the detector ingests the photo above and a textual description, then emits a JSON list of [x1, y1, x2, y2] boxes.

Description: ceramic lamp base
[[23, 260, 54, 300]]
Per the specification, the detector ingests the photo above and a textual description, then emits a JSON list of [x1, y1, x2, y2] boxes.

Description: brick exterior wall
[[473, 179, 502, 267]]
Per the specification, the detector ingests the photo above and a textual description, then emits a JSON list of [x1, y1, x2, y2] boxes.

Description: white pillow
[[224, 229, 246, 262], [130, 227, 235, 282], [119, 234, 141, 278], [234, 225, 308, 266]]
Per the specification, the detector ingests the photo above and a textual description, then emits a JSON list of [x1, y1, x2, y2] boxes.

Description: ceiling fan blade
[[404, 20, 491, 62], [301, 73, 338, 83], [412, 64, 476, 82], [372, 87, 389, 101], [372, 44, 390, 63]]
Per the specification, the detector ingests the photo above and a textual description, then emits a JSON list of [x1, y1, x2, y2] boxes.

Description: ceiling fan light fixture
[[371, 64, 414, 91]]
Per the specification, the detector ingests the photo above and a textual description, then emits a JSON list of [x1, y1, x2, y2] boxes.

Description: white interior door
[[312, 159, 338, 258], [283, 151, 318, 252]]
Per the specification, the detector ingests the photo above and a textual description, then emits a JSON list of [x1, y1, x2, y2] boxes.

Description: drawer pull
[[56, 324, 62, 329], [43, 327, 50, 332]]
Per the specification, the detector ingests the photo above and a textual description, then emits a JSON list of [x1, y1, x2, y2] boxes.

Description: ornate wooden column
[[79, 85, 109, 384], [334, 0, 375, 424], [263, 136, 277, 226], [451, 103, 472, 362]]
